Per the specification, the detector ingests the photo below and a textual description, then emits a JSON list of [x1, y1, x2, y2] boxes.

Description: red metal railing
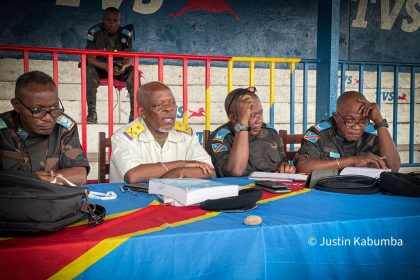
[[0, 45, 231, 153]]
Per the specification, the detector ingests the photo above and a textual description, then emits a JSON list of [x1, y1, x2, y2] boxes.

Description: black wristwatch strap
[[374, 119, 388, 129]]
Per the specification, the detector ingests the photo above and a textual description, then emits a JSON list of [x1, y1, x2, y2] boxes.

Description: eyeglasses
[[17, 97, 65, 119], [335, 112, 370, 127], [226, 86, 257, 114]]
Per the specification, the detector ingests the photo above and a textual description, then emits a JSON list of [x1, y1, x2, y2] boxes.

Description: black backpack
[[378, 172, 420, 197], [0, 170, 105, 236]]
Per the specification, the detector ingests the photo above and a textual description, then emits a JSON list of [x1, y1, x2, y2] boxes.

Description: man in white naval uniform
[[110, 81, 215, 183]]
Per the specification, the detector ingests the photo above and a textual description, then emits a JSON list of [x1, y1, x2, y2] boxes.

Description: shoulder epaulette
[[121, 28, 132, 38], [364, 124, 378, 136], [262, 124, 278, 134], [212, 128, 231, 143], [56, 115, 74, 130], [87, 24, 102, 41], [314, 120, 333, 132], [175, 121, 192, 135], [89, 24, 102, 34], [0, 118, 8, 129], [123, 121, 145, 140]]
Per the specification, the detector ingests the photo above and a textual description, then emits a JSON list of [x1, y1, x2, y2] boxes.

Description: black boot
[[87, 102, 97, 124]]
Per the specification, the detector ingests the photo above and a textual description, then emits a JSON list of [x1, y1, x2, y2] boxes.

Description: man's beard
[[158, 127, 172, 133]]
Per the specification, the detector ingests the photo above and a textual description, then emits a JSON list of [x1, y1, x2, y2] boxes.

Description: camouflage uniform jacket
[[206, 122, 287, 177], [86, 23, 133, 63], [0, 110, 90, 173], [295, 117, 380, 161]]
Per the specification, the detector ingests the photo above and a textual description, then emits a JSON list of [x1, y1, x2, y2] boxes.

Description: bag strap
[[81, 201, 106, 227]]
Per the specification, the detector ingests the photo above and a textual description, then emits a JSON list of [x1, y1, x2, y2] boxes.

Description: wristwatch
[[374, 119, 389, 129], [234, 122, 249, 132]]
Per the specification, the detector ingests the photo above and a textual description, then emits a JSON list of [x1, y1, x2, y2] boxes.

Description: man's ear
[[332, 112, 339, 122], [138, 106, 145, 119], [11, 98, 20, 113]]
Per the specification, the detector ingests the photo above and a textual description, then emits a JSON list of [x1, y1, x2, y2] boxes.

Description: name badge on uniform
[[329, 152, 341, 158]]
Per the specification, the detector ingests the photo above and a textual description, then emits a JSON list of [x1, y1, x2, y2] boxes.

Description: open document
[[248, 171, 308, 181]]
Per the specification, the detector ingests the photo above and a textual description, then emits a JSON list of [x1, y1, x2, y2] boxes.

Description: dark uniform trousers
[[86, 64, 140, 120]]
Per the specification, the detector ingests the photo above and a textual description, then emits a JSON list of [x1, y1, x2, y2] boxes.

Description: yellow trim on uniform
[[49, 211, 220, 280], [175, 121, 192, 135], [124, 121, 145, 140]]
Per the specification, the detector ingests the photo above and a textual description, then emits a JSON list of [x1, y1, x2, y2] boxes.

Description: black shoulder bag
[[0, 170, 105, 236]]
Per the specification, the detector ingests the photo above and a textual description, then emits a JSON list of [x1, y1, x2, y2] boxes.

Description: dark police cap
[[200, 188, 263, 212], [379, 172, 420, 197]]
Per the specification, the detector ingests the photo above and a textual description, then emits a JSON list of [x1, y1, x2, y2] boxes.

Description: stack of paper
[[148, 178, 239, 206], [340, 167, 390, 178], [248, 171, 308, 182]]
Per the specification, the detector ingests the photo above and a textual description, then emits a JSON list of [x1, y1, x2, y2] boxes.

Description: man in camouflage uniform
[[85, 7, 140, 123], [295, 91, 400, 173], [0, 71, 90, 185], [206, 87, 295, 177]]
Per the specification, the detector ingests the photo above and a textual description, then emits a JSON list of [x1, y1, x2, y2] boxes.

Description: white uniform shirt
[[109, 119, 213, 182]]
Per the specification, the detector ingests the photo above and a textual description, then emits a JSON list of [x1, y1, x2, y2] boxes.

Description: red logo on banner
[[189, 107, 205, 118], [398, 93, 407, 100], [169, 0, 240, 21]]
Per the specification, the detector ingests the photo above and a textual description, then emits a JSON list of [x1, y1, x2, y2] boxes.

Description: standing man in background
[[85, 7, 140, 124]]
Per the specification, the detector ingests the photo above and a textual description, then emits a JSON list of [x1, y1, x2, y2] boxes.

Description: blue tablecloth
[[1, 178, 419, 280]]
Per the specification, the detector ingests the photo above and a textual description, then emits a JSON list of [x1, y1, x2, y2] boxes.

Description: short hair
[[15, 71, 56, 97], [104, 7, 120, 15], [137, 81, 171, 106]]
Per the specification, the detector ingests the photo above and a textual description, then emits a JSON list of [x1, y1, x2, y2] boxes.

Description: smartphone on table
[[254, 180, 292, 194]]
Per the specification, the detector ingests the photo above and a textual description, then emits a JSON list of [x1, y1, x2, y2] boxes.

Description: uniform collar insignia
[[17, 127, 28, 140], [124, 121, 145, 140], [56, 115, 74, 130], [175, 121, 192, 135], [0, 118, 8, 129]]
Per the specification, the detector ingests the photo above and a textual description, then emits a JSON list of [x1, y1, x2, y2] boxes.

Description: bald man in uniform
[[110, 81, 215, 183], [0, 71, 89, 185], [295, 91, 400, 173], [206, 87, 295, 177]]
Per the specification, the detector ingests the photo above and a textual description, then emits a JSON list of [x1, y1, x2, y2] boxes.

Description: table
[[1, 178, 419, 280]]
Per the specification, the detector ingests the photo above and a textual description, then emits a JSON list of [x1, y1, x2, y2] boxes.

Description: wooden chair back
[[279, 130, 304, 161], [98, 132, 112, 183]]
